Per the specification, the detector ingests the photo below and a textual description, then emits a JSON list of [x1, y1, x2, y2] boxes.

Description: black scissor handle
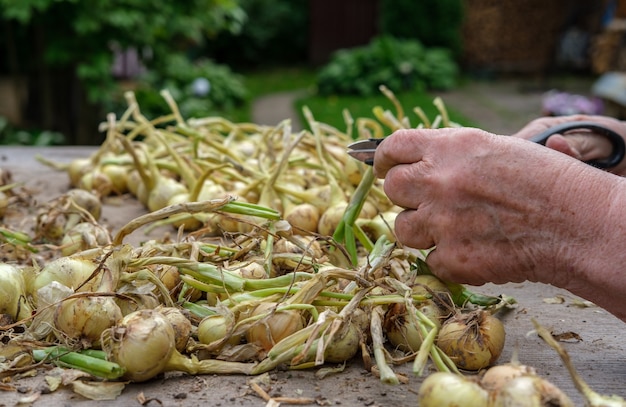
[[528, 121, 626, 169]]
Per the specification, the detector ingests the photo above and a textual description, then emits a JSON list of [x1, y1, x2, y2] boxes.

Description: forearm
[[552, 170, 626, 322]]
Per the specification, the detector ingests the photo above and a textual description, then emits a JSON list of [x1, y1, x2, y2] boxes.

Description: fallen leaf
[[71, 380, 126, 400]]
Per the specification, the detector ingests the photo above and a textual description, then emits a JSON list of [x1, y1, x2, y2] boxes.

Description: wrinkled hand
[[513, 115, 626, 176], [373, 127, 620, 293]]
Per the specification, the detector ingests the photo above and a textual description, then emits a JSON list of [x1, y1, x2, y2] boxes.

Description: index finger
[[373, 128, 453, 178]]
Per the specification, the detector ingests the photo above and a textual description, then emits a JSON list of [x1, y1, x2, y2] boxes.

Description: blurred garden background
[[0, 0, 625, 145]]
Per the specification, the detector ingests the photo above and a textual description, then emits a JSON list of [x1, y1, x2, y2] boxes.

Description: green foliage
[[201, 0, 309, 68], [0, 117, 65, 146], [0, 0, 246, 104], [316, 36, 459, 97], [379, 0, 464, 56], [125, 56, 248, 120]]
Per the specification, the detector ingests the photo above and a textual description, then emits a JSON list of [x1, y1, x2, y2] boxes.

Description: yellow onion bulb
[[197, 314, 242, 348], [323, 321, 361, 363], [30, 257, 102, 307], [317, 202, 349, 236], [481, 363, 536, 393], [245, 302, 305, 352], [66, 188, 102, 221], [436, 310, 505, 371], [489, 375, 574, 407], [60, 222, 111, 256], [78, 168, 113, 197], [0, 263, 33, 322], [156, 306, 193, 353], [100, 164, 129, 195], [67, 157, 93, 187], [115, 293, 161, 316], [384, 299, 443, 352], [284, 203, 320, 233], [126, 170, 146, 202], [273, 236, 324, 259], [411, 274, 450, 296], [0, 190, 8, 218], [229, 261, 266, 280], [147, 178, 188, 212], [418, 372, 489, 407], [355, 211, 398, 242], [102, 309, 175, 382], [54, 296, 122, 348]]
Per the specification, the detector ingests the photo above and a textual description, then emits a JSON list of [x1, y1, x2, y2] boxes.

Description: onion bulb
[[317, 202, 348, 237], [156, 306, 193, 353], [197, 313, 242, 349], [355, 211, 398, 242], [101, 163, 129, 194], [0, 190, 8, 218], [102, 309, 253, 382], [30, 257, 102, 307], [0, 263, 33, 322], [489, 375, 574, 407], [245, 302, 305, 352], [481, 362, 536, 392], [54, 296, 122, 348], [384, 299, 443, 352], [66, 188, 102, 221], [323, 320, 361, 363], [284, 203, 320, 233], [436, 310, 505, 371], [147, 178, 188, 212], [67, 157, 93, 187], [418, 372, 489, 407], [60, 222, 111, 256]]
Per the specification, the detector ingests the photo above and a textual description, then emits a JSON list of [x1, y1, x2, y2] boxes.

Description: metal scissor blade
[[347, 138, 385, 165]]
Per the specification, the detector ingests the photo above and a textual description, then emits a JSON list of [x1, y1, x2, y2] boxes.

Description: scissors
[[346, 121, 626, 169]]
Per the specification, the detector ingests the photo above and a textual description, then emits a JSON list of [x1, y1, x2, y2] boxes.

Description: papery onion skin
[[417, 372, 489, 407], [102, 309, 175, 382], [284, 203, 320, 233], [156, 306, 193, 353], [489, 375, 574, 407], [436, 310, 506, 371], [245, 302, 305, 352], [54, 296, 122, 348], [60, 222, 111, 257], [30, 257, 101, 307], [481, 363, 536, 393], [324, 321, 361, 363], [384, 299, 442, 352], [66, 188, 102, 221], [197, 314, 242, 348], [0, 263, 33, 322]]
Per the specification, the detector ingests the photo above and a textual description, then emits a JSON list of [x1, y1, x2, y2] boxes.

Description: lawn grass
[[226, 65, 474, 131]]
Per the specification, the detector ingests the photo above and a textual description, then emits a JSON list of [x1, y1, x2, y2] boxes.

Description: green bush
[[0, 117, 65, 146], [115, 55, 248, 120], [316, 36, 459, 97], [379, 0, 464, 56]]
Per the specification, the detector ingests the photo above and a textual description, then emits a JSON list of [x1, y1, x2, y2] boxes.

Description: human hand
[[373, 127, 619, 291], [513, 115, 626, 176]]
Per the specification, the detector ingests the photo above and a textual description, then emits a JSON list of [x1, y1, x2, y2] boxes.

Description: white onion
[[418, 372, 489, 407]]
